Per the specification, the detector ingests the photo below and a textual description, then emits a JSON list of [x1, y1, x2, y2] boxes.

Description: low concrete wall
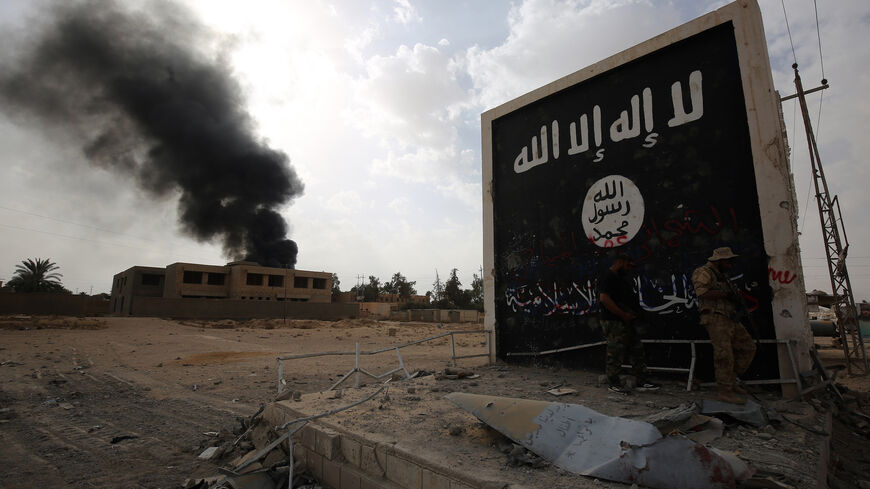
[[0, 293, 110, 316], [128, 297, 359, 320], [404, 309, 481, 323], [265, 403, 480, 489], [360, 302, 392, 319]]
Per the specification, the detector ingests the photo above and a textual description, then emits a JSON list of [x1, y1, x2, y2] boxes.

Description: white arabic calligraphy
[[511, 70, 702, 174]]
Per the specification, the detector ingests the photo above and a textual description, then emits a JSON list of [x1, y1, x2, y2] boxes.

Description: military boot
[[717, 386, 746, 405], [732, 383, 748, 395]]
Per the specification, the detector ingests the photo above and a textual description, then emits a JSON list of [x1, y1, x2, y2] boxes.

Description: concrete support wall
[[0, 293, 110, 316], [128, 297, 358, 320], [265, 403, 481, 489]]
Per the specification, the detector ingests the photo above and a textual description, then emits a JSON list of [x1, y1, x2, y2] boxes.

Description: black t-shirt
[[599, 269, 636, 321]]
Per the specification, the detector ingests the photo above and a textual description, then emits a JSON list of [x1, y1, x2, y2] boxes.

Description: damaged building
[[110, 261, 347, 319]]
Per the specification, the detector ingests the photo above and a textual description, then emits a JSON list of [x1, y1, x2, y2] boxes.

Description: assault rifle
[[706, 265, 760, 343], [725, 276, 761, 344]]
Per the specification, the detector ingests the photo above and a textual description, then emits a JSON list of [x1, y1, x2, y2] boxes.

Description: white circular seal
[[581, 175, 644, 248]]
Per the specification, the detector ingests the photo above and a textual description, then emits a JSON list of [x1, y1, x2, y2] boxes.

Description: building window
[[294, 276, 309, 288], [313, 278, 327, 290], [207, 273, 226, 286], [141, 274, 161, 286], [268, 275, 284, 287], [246, 273, 264, 286], [183, 271, 203, 284]]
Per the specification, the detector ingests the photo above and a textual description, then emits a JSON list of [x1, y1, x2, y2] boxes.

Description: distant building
[[111, 261, 332, 316], [332, 291, 430, 308]]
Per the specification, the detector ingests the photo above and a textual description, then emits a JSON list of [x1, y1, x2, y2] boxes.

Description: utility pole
[[786, 63, 868, 374], [356, 274, 365, 302]]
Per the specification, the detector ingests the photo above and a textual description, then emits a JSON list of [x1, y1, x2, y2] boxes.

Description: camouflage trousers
[[701, 313, 756, 389], [601, 319, 648, 385]]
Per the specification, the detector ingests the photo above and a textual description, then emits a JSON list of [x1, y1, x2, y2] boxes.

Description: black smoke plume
[[0, 0, 303, 268]]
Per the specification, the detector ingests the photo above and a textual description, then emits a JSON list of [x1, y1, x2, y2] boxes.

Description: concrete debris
[[741, 476, 796, 488], [640, 402, 724, 443], [199, 446, 220, 460], [547, 388, 577, 396], [447, 392, 752, 489], [440, 367, 478, 380], [700, 399, 768, 427], [224, 472, 276, 489]]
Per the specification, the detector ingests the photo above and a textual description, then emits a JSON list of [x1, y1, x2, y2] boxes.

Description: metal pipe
[[287, 435, 294, 489], [354, 342, 360, 388], [395, 347, 410, 378], [687, 342, 697, 391], [450, 333, 457, 367], [785, 340, 804, 394], [277, 359, 284, 395], [506, 341, 607, 357], [278, 385, 387, 430]]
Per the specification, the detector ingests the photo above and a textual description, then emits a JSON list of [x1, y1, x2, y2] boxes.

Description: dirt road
[[0, 316, 487, 488]]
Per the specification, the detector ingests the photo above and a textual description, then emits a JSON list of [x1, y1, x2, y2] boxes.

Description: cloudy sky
[[0, 0, 868, 300]]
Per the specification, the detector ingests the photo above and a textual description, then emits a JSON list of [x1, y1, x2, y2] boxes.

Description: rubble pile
[[180, 405, 319, 489]]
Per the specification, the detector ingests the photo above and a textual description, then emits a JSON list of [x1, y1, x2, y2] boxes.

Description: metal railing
[[276, 329, 492, 394], [507, 338, 802, 392]]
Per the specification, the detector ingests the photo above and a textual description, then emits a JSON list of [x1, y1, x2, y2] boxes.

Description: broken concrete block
[[274, 389, 293, 402], [315, 426, 341, 460], [360, 445, 384, 477], [263, 448, 286, 468], [341, 436, 362, 466], [198, 446, 220, 460]]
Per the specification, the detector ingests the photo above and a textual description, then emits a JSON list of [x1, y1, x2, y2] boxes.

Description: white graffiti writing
[[635, 274, 697, 315]]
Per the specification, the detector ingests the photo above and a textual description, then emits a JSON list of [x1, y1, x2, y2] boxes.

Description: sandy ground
[[0, 316, 488, 488], [0, 315, 867, 488]]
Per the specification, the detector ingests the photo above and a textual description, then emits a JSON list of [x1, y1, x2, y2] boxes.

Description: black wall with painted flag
[[490, 22, 778, 380]]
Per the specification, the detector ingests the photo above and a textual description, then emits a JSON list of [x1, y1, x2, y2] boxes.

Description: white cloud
[[324, 190, 366, 214], [463, 0, 682, 109], [350, 41, 476, 196], [388, 197, 411, 215], [392, 0, 421, 25]]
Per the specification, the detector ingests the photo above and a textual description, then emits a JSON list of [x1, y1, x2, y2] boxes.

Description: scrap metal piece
[[547, 387, 577, 396], [700, 399, 767, 427], [446, 392, 751, 489]]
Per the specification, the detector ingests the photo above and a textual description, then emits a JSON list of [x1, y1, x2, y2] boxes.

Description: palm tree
[[6, 258, 65, 293]]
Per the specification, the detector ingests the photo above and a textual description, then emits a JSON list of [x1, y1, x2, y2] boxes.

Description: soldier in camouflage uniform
[[692, 247, 756, 404], [599, 254, 659, 393]]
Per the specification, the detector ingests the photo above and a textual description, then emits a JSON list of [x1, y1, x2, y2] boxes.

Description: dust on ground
[[0, 315, 866, 488], [0, 314, 106, 330]]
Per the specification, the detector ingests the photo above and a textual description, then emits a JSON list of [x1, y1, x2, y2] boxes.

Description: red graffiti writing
[[768, 268, 797, 285], [738, 290, 760, 312], [645, 205, 739, 248]]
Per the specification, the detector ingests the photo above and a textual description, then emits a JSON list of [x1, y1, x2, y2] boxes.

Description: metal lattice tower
[[790, 64, 868, 374]]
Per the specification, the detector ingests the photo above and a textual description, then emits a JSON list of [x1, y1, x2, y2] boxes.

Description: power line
[[813, 0, 825, 81], [780, 0, 797, 64]]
